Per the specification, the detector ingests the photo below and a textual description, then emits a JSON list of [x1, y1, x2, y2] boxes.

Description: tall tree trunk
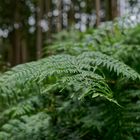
[[14, 29, 21, 64], [111, 0, 118, 19], [56, 0, 62, 32], [95, 0, 100, 27], [68, 1, 74, 27], [106, 0, 118, 20], [36, 0, 43, 59], [9, 0, 21, 66], [106, 0, 111, 20], [45, 0, 51, 42], [21, 39, 28, 63]]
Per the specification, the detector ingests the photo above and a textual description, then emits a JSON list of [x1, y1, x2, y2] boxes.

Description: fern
[[1, 19, 140, 140], [0, 51, 139, 105]]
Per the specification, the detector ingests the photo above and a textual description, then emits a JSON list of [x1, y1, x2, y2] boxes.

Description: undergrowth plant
[[0, 18, 140, 140]]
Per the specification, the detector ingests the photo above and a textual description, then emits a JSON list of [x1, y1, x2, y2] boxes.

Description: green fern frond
[[0, 51, 140, 106], [78, 52, 140, 80]]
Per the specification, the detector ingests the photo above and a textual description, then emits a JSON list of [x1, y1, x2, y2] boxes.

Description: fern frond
[[78, 52, 140, 80], [0, 112, 50, 140], [1, 51, 140, 106]]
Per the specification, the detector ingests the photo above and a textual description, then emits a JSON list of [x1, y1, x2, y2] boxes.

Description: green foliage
[[0, 20, 140, 140]]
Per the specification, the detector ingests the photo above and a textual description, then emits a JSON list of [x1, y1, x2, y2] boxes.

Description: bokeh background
[[0, 0, 139, 66]]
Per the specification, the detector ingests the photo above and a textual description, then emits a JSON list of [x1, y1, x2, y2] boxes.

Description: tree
[[36, 0, 44, 59], [106, 0, 119, 20], [56, 0, 62, 32], [0, 0, 34, 65], [95, 0, 100, 26]]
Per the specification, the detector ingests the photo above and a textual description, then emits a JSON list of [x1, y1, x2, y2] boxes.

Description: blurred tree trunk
[[106, 0, 118, 20], [36, 0, 43, 59], [106, 0, 110, 20], [111, 0, 119, 19], [9, 0, 21, 66], [21, 39, 28, 63], [68, 2, 75, 27], [7, 0, 29, 65], [56, 0, 62, 32], [14, 29, 21, 64], [45, 0, 51, 42], [95, 0, 100, 26]]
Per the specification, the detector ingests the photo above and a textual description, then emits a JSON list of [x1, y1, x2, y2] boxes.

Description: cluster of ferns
[[0, 19, 140, 140]]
